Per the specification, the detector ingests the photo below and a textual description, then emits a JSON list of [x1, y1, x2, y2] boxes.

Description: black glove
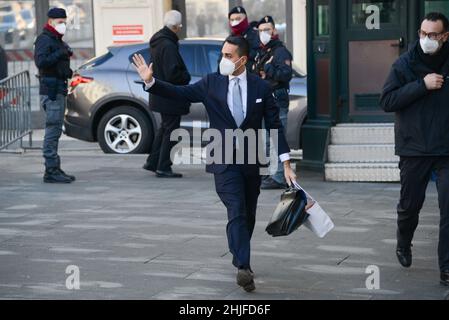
[[59, 45, 73, 60], [64, 43, 74, 57], [57, 47, 69, 59]]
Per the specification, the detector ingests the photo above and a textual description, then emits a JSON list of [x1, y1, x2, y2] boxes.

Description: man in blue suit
[[133, 36, 297, 292]]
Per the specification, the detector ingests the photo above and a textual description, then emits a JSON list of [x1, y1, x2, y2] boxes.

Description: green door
[[338, 0, 409, 123]]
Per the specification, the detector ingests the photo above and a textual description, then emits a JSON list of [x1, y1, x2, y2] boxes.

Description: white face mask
[[54, 23, 67, 35], [260, 31, 272, 46], [420, 36, 440, 54], [220, 57, 243, 76], [230, 19, 242, 27]]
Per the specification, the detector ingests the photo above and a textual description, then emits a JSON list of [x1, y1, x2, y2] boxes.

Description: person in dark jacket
[[228, 6, 260, 73], [254, 16, 293, 190], [380, 12, 449, 286], [34, 8, 75, 184], [133, 36, 297, 292], [143, 10, 191, 178], [0, 43, 7, 80]]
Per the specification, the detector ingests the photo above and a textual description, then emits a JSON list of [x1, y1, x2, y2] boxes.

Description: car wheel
[[97, 107, 153, 154]]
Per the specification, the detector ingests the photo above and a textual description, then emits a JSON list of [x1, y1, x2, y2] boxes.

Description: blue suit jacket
[[145, 72, 291, 175]]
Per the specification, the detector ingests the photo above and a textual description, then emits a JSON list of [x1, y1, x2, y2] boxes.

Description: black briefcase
[[266, 187, 310, 237]]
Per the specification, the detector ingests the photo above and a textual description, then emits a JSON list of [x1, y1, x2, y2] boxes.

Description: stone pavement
[[0, 138, 448, 300]]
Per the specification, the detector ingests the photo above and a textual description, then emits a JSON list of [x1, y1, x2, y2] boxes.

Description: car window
[[129, 48, 151, 66], [203, 45, 222, 74], [179, 44, 198, 77], [129, 44, 207, 77]]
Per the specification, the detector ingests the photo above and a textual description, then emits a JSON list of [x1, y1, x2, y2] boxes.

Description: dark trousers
[[146, 114, 181, 172], [214, 165, 262, 270], [40, 94, 66, 169], [397, 156, 449, 271]]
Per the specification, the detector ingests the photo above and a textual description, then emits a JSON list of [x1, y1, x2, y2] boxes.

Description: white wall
[[292, 0, 307, 75], [93, 0, 167, 56]]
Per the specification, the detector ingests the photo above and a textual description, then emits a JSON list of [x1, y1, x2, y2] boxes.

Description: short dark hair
[[424, 12, 449, 31], [224, 36, 249, 58]]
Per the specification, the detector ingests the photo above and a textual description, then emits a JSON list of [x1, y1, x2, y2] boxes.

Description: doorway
[[338, 0, 409, 123]]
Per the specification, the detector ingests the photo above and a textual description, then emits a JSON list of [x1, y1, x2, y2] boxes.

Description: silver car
[[65, 39, 307, 154]]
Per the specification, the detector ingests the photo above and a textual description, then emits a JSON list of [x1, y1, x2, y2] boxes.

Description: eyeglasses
[[418, 29, 446, 40]]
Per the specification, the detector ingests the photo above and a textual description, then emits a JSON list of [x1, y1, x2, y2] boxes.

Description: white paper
[[292, 181, 335, 239]]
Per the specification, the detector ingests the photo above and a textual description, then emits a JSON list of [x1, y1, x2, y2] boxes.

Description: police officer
[[254, 16, 293, 190], [228, 6, 260, 72], [34, 8, 75, 184]]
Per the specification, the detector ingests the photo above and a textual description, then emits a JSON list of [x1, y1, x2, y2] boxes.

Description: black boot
[[143, 163, 156, 172], [58, 168, 76, 182], [396, 246, 413, 268], [44, 168, 73, 184], [156, 170, 183, 178]]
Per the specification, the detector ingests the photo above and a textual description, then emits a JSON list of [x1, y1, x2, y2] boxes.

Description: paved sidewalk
[[0, 146, 448, 300]]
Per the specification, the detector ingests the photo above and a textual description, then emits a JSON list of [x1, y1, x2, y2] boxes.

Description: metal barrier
[[0, 71, 33, 151]]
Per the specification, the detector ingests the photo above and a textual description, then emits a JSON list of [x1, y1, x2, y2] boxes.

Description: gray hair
[[164, 10, 182, 28]]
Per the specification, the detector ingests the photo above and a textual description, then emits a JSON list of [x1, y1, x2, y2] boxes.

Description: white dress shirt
[[145, 73, 290, 163]]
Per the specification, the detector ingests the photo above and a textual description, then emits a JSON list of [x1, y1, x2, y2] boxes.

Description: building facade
[[303, 0, 449, 176], [0, 0, 307, 72]]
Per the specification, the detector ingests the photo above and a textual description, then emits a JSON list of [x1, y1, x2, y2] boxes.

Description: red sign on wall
[[112, 25, 144, 44]]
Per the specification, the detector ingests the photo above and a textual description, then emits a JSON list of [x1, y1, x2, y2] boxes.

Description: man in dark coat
[[380, 12, 449, 286], [34, 8, 75, 184], [143, 10, 191, 178], [228, 6, 260, 73], [254, 16, 293, 190], [133, 36, 297, 292], [0, 43, 7, 80]]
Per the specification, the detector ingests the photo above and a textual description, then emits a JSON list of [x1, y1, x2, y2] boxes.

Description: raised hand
[[132, 54, 153, 83]]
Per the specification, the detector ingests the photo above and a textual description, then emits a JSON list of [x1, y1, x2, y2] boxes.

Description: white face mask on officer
[[230, 20, 242, 27], [220, 56, 244, 76], [54, 22, 67, 35], [420, 36, 441, 54], [260, 31, 272, 46]]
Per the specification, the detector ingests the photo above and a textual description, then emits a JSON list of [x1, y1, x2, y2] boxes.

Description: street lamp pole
[[35, 0, 50, 31]]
